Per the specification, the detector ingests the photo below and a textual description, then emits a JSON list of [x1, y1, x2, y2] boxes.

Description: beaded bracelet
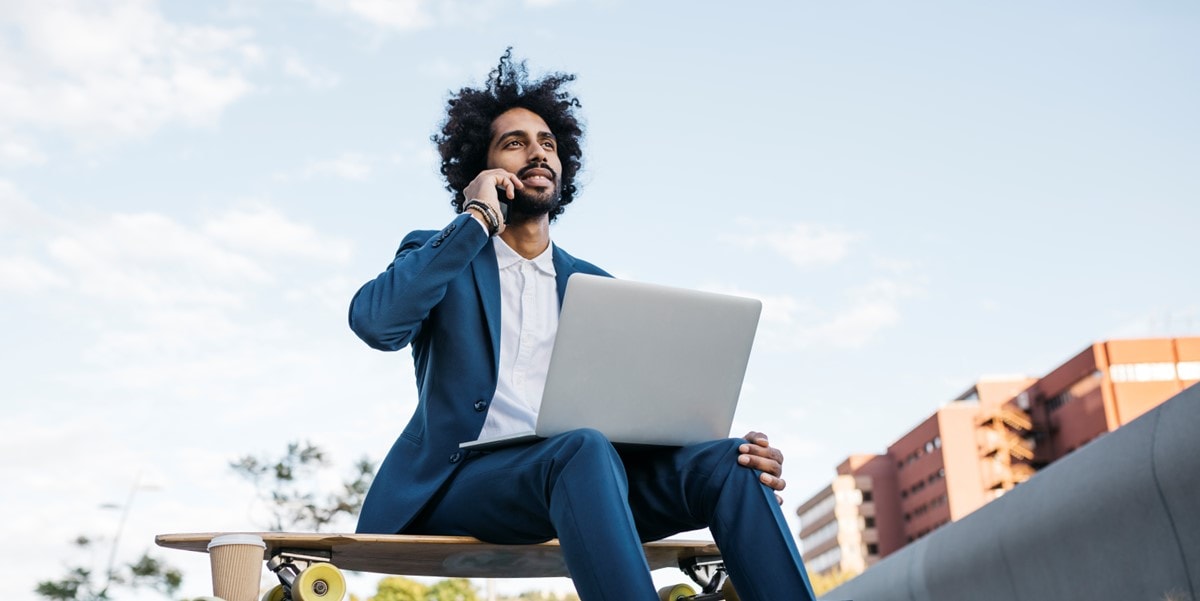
[[464, 199, 499, 236], [465, 206, 497, 237], [471, 200, 500, 234]]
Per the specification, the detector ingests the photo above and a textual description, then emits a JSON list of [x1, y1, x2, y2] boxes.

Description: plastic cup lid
[[207, 533, 266, 550]]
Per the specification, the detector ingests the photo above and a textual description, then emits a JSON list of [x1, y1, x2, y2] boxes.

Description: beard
[[508, 186, 561, 219], [507, 164, 562, 220]]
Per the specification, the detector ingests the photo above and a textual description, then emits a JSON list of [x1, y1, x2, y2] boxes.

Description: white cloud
[[0, 255, 68, 293], [390, 145, 441, 169], [706, 274, 923, 351], [0, 138, 48, 166], [0, 178, 54, 232], [276, 153, 378, 182], [5, 201, 359, 403], [311, 0, 544, 35], [751, 292, 812, 327], [418, 57, 468, 81], [282, 55, 341, 88], [203, 206, 353, 262], [306, 153, 375, 181], [28, 205, 355, 311], [47, 212, 270, 306], [711, 219, 926, 350], [726, 219, 861, 268], [810, 276, 923, 348], [1107, 306, 1200, 339], [811, 298, 901, 349], [0, 0, 260, 141], [313, 0, 434, 32], [0, 191, 355, 313], [285, 274, 365, 313]]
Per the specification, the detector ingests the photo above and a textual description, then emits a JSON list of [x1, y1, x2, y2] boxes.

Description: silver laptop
[[460, 273, 762, 451]]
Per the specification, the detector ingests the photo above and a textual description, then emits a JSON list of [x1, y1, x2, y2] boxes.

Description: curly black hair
[[433, 48, 584, 221]]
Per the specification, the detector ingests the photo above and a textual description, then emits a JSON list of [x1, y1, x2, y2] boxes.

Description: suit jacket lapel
[[552, 244, 577, 309], [471, 241, 502, 369]]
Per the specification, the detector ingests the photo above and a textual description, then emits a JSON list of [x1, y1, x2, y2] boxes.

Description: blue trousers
[[406, 429, 817, 601]]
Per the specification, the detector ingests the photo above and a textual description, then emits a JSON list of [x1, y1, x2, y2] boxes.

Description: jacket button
[[449, 451, 462, 464], [432, 239, 442, 247], [473, 400, 487, 412]]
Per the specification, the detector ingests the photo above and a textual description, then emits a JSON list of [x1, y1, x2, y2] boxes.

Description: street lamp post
[[99, 473, 161, 595]]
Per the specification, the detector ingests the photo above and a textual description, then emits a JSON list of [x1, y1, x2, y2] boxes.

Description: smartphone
[[498, 198, 510, 224]]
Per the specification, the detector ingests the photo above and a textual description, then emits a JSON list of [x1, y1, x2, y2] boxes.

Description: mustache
[[517, 163, 557, 181]]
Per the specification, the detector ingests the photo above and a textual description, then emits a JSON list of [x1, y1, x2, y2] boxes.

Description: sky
[[2, 0, 1198, 599]]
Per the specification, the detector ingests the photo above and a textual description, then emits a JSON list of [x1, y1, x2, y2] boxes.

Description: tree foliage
[[426, 579, 477, 601], [230, 440, 375, 532], [368, 576, 479, 601], [808, 568, 857, 596], [35, 537, 182, 600], [504, 592, 580, 600], [371, 576, 427, 601]]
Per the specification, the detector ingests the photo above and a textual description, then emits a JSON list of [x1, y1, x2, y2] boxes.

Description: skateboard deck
[[156, 532, 722, 578]]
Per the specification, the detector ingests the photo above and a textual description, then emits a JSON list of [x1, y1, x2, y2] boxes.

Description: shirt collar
[[493, 236, 556, 276]]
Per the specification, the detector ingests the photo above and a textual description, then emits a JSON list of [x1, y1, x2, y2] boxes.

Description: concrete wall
[[824, 383, 1200, 601]]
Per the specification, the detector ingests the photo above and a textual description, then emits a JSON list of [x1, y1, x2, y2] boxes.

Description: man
[[349, 50, 816, 601]]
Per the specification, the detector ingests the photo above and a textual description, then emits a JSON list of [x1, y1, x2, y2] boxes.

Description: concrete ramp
[[826, 383, 1199, 601]]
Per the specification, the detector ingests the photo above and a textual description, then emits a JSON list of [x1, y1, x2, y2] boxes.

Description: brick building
[[796, 336, 1200, 579]]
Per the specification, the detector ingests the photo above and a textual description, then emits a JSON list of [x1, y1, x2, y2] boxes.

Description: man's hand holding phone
[[463, 169, 519, 235]]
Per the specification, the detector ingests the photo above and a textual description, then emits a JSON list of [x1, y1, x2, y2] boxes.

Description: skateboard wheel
[[262, 585, 286, 601], [294, 563, 346, 601], [721, 579, 740, 601], [657, 584, 696, 601]]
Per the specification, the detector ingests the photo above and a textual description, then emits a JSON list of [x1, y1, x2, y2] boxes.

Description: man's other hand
[[738, 431, 786, 505]]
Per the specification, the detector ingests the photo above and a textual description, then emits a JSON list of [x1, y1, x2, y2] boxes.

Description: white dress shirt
[[476, 234, 559, 439]]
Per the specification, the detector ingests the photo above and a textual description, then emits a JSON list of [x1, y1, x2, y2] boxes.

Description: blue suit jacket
[[349, 213, 611, 534]]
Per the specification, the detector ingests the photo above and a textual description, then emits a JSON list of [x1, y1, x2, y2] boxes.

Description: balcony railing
[[976, 406, 1033, 432]]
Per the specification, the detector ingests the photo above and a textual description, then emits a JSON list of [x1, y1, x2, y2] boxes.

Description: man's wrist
[[464, 205, 490, 231], [463, 199, 500, 236]]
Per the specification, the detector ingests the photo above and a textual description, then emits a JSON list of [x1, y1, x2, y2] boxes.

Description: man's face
[[486, 107, 563, 217]]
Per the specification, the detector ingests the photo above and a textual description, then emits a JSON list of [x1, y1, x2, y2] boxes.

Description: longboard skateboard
[[156, 532, 739, 601]]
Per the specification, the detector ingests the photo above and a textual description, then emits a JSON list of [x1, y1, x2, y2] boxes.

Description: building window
[[836, 488, 864, 506], [1047, 391, 1071, 413], [798, 495, 837, 528], [1049, 370, 1103, 413], [862, 490, 873, 502], [1110, 362, 1177, 382], [1016, 391, 1030, 410], [1178, 361, 1200, 380], [867, 543, 878, 556], [806, 547, 843, 573], [800, 520, 840, 552], [865, 517, 875, 528]]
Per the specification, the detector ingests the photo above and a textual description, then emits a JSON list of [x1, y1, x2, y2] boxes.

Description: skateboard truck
[[677, 555, 731, 601], [264, 548, 346, 601]]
